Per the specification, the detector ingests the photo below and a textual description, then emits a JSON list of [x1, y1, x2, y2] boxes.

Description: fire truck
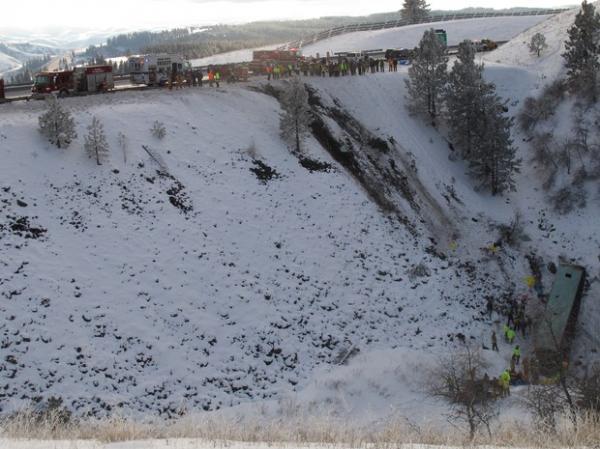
[[250, 49, 302, 74], [32, 65, 114, 97], [128, 54, 189, 86]]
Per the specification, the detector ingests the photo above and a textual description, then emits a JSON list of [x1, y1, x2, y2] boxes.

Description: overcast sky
[[2, 0, 577, 31]]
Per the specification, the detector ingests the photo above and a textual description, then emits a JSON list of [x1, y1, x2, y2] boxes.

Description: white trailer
[[128, 54, 189, 86]]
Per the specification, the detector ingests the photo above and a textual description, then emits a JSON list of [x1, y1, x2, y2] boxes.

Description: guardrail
[[3, 74, 131, 91], [278, 9, 568, 50]]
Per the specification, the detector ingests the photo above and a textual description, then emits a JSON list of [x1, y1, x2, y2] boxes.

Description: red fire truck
[[250, 49, 302, 74], [32, 65, 114, 97]]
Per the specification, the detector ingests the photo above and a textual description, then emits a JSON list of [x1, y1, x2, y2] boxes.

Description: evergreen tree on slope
[[280, 76, 312, 154], [38, 96, 77, 149], [401, 0, 430, 24], [563, 0, 600, 101], [406, 29, 448, 123], [445, 40, 486, 159], [469, 87, 521, 195]]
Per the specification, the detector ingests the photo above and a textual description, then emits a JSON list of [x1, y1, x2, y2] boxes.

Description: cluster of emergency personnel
[[264, 55, 402, 81], [168, 67, 224, 89], [487, 292, 542, 398]]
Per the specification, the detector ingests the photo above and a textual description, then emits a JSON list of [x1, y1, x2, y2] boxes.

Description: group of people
[[265, 56, 403, 81], [167, 67, 224, 89], [487, 292, 539, 397]]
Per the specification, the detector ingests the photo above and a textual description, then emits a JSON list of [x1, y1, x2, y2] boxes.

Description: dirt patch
[[1, 216, 47, 240], [299, 157, 333, 173], [166, 181, 193, 214], [250, 159, 280, 184]]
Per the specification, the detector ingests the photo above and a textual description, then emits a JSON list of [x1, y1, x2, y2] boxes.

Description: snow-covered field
[[0, 5, 599, 443]]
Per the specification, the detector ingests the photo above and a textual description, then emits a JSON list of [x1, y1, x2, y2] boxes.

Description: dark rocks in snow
[[250, 159, 279, 183], [299, 157, 333, 173]]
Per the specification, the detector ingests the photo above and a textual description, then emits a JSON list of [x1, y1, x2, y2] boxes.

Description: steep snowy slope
[[1, 6, 598, 424], [483, 3, 600, 80], [0, 85, 507, 418]]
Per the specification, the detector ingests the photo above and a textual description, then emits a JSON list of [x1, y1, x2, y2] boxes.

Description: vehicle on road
[[128, 54, 189, 86], [32, 65, 114, 97]]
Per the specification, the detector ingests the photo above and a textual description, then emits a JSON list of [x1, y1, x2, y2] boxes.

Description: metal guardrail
[[3, 74, 131, 91], [279, 9, 568, 50]]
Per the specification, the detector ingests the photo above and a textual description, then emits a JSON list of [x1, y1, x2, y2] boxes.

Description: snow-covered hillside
[[0, 5, 598, 429], [0, 85, 487, 417], [0, 52, 21, 76], [301, 16, 551, 56], [188, 16, 550, 68], [483, 4, 600, 81]]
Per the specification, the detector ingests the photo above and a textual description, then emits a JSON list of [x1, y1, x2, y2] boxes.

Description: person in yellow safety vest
[[503, 324, 510, 342], [215, 71, 221, 88], [512, 345, 521, 366], [507, 328, 516, 344], [500, 369, 511, 397]]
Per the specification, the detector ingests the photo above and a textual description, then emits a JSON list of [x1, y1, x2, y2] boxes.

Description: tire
[[58, 89, 69, 98]]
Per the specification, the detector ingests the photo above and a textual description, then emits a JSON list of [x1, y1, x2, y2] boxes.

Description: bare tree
[[428, 344, 498, 440], [151, 121, 166, 139], [118, 132, 128, 164], [279, 76, 311, 154], [84, 116, 109, 165], [38, 96, 77, 149], [529, 33, 548, 57], [524, 384, 566, 433]]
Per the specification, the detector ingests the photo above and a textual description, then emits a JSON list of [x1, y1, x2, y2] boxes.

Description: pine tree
[[84, 116, 109, 165], [529, 33, 548, 57], [563, 0, 600, 101], [401, 0, 430, 24], [469, 87, 521, 195], [445, 40, 487, 159], [38, 96, 77, 149], [279, 76, 311, 154], [406, 29, 448, 122]]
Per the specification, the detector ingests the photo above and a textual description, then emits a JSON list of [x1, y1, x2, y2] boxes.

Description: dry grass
[[0, 410, 598, 447]]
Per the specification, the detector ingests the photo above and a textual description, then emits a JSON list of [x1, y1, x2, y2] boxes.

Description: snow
[[189, 45, 281, 67], [0, 5, 599, 434], [0, 53, 21, 77], [482, 6, 600, 81], [189, 16, 551, 68], [301, 16, 552, 57]]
